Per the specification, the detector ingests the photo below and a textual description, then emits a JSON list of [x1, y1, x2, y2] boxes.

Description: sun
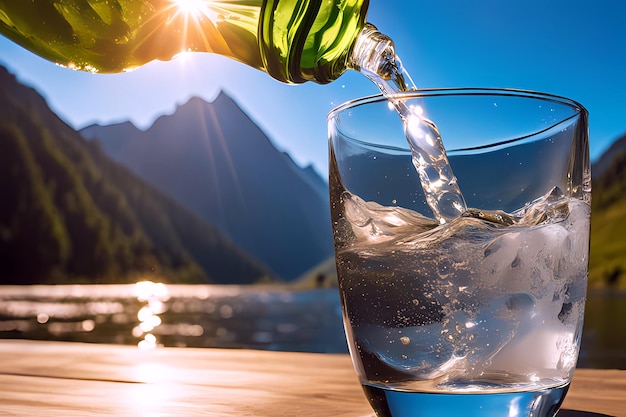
[[168, 0, 218, 22], [170, 0, 205, 18], [164, 0, 221, 58]]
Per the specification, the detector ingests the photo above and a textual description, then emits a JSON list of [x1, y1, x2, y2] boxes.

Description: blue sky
[[0, 0, 625, 176]]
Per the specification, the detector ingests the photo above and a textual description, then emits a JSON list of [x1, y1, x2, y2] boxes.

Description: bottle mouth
[[348, 23, 417, 94]]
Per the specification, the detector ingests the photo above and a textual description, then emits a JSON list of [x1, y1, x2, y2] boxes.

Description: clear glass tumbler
[[328, 89, 591, 417]]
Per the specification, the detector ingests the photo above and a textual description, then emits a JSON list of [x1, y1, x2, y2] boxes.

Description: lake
[[0, 283, 624, 369]]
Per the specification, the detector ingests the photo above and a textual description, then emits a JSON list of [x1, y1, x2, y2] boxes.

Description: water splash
[[350, 24, 467, 223]]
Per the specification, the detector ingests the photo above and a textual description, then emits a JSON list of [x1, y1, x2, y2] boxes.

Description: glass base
[[362, 383, 569, 417]]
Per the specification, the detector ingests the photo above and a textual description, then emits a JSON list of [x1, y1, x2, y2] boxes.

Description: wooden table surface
[[0, 340, 624, 417]]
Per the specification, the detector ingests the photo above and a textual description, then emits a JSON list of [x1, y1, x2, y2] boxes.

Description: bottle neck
[[348, 22, 416, 93]]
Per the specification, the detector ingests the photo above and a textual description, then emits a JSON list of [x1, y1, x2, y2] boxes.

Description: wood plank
[[0, 340, 624, 416], [0, 340, 373, 417], [562, 368, 626, 416]]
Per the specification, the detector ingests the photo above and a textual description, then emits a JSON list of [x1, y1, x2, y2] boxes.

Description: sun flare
[[164, 0, 221, 60], [168, 0, 218, 22], [171, 0, 204, 18]]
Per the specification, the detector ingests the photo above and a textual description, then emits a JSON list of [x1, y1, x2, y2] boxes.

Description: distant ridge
[[593, 131, 626, 177], [81, 91, 334, 281], [0, 65, 274, 285], [589, 133, 626, 287]]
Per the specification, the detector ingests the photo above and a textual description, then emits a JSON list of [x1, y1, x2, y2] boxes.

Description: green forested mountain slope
[[590, 138, 626, 288], [0, 66, 273, 285]]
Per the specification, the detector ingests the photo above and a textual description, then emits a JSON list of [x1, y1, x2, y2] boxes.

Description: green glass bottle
[[0, 0, 372, 84]]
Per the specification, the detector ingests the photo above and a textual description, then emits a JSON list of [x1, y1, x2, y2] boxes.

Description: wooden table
[[0, 340, 624, 416]]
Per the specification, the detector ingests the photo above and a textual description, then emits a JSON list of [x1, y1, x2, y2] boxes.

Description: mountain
[[593, 132, 626, 178], [81, 93, 333, 281], [589, 138, 626, 287], [0, 65, 273, 285]]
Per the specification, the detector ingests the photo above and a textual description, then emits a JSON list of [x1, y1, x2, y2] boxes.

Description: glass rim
[[327, 87, 587, 120], [327, 87, 588, 154]]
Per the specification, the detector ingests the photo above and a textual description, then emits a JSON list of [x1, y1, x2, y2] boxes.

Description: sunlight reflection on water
[[0, 281, 347, 353], [134, 281, 171, 349], [0, 283, 625, 367]]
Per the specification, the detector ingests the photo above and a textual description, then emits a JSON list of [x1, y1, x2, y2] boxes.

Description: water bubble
[[36, 313, 49, 324], [219, 304, 233, 319], [81, 320, 95, 332]]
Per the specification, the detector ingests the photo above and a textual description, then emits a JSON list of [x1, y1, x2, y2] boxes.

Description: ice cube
[[515, 187, 570, 226], [485, 294, 576, 378], [478, 219, 574, 295]]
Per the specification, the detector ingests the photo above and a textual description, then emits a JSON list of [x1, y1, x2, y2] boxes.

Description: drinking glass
[[328, 89, 590, 417]]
